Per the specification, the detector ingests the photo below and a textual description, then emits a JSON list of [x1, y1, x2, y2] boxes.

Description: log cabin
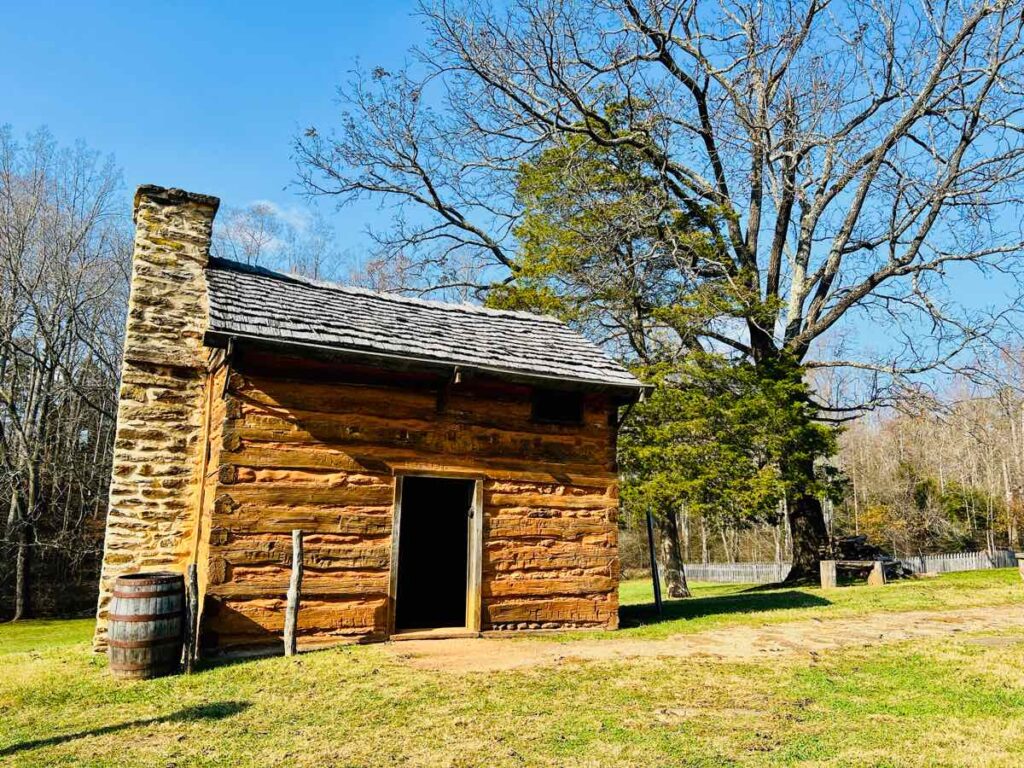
[[94, 185, 644, 654]]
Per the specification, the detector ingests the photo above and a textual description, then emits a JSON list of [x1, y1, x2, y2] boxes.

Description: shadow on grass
[[742, 578, 818, 592], [0, 701, 250, 757], [620, 589, 831, 628]]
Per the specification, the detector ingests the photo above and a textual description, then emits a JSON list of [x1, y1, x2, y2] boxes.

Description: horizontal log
[[486, 480, 616, 497], [213, 531, 388, 548], [205, 595, 386, 636], [221, 484, 396, 507], [230, 467, 389, 487], [482, 574, 616, 598], [226, 413, 611, 467], [485, 517, 615, 541], [483, 542, 616, 572], [483, 597, 615, 625], [234, 373, 612, 434], [240, 392, 594, 435], [212, 510, 392, 536], [234, 403, 606, 444], [227, 444, 372, 471], [485, 492, 615, 510], [205, 572, 389, 599], [235, 381, 436, 420], [216, 538, 391, 570], [226, 444, 615, 484]]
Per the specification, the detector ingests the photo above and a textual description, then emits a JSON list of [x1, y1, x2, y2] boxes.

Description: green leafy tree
[[487, 125, 742, 590], [489, 131, 839, 586], [618, 354, 839, 594], [488, 117, 733, 363]]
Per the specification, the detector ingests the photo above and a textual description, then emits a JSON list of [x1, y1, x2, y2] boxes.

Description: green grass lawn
[[615, 568, 1023, 639], [1, 570, 1021, 767]]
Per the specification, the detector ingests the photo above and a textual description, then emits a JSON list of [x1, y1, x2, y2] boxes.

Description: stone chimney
[[94, 186, 220, 647]]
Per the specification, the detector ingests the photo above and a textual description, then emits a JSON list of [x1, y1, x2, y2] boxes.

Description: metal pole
[[646, 510, 662, 614]]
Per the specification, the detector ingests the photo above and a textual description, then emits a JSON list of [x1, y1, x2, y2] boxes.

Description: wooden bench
[[820, 559, 887, 589]]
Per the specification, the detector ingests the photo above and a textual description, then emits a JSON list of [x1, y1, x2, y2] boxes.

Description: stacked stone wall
[[93, 186, 220, 647]]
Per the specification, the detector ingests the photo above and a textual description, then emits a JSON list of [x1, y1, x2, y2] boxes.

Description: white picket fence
[[684, 561, 791, 584], [684, 549, 1019, 584], [899, 549, 1018, 575]]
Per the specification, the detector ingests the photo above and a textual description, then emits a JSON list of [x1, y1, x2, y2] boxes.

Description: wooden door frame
[[386, 469, 484, 637]]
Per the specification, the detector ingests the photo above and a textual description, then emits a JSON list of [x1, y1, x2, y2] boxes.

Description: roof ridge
[[207, 256, 564, 324]]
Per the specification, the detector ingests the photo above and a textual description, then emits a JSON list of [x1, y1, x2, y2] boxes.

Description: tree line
[[838, 373, 1024, 558], [0, 127, 128, 619], [619, 362, 1024, 574]]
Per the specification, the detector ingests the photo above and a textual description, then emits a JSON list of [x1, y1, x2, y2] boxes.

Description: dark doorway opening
[[394, 476, 474, 631]]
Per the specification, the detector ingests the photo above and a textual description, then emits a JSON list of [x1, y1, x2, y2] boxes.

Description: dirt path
[[383, 605, 1024, 673]]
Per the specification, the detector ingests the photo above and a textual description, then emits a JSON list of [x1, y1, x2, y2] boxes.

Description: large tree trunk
[[754, 347, 831, 584], [657, 511, 691, 598], [784, 489, 829, 583], [13, 521, 32, 621]]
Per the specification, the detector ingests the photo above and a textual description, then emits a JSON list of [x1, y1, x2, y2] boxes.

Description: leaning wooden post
[[182, 563, 200, 673], [284, 529, 303, 657], [645, 510, 663, 615]]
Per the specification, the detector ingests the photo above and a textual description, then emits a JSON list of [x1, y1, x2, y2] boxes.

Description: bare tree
[[0, 126, 128, 619], [213, 203, 282, 268], [839, 358, 1024, 556], [297, 0, 1024, 580], [212, 201, 355, 282]]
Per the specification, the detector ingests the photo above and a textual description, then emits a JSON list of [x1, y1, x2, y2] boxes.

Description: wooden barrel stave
[[107, 572, 185, 680]]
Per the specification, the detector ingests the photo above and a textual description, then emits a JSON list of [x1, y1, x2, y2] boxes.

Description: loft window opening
[[531, 388, 584, 425]]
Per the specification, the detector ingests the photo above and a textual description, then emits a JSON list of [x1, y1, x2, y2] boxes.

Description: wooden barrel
[[107, 572, 184, 680]]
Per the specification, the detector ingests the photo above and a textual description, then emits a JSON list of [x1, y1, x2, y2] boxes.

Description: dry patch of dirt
[[383, 605, 1024, 673]]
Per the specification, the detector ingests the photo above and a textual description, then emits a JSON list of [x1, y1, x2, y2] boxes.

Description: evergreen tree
[[489, 132, 841, 587], [619, 355, 839, 591]]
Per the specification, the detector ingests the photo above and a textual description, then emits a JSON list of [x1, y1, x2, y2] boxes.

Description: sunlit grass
[[0, 570, 1020, 767], [612, 568, 1022, 640], [0, 618, 93, 655]]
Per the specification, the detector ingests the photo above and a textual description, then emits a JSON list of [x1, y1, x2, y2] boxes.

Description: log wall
[[198, 351, 620, 651]]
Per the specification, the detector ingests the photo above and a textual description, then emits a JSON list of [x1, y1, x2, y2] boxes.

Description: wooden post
[[182, 563, 199, 673], [819, 559, 838, 589], [284, 529, 303, 656], [646, 510, 663, 615], [1018, 561, 1023, 582], [867, 560, 886, 587]]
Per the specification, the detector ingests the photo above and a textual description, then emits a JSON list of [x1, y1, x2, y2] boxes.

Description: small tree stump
[[867, 561, 886, 587], [820, 560, 837, 589]]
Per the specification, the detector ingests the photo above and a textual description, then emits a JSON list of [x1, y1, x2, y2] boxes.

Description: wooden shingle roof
[[204, 258, 643, 395]]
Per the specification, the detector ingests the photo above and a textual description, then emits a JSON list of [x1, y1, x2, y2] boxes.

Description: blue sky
[[2, 0, 426, 251]]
